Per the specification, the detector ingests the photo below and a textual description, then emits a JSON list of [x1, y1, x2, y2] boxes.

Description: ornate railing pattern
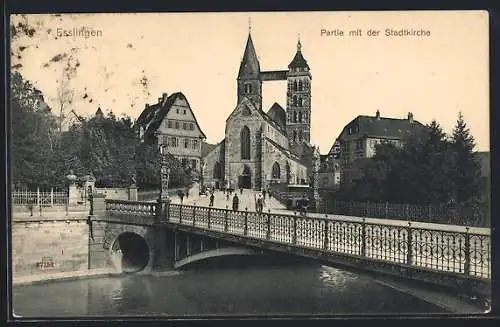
[[167, 203, 490, 280], [106, 200, 156, 217]]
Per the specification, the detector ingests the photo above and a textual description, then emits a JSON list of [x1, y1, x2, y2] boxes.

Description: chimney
[[145, 103, 149, 108], [158, 97, 162, 104], [376, 110, 380, 119], [162, 92, 168, 100], [408, 112, 414, 123]]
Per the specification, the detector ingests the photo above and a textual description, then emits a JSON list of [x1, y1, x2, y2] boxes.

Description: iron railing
[[165, 203, 490, 280], [318, 199, 490, 228]]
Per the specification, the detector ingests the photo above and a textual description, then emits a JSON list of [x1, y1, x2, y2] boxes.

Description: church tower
[[286, 39, 311, 145], [237, 31, 262, 111]]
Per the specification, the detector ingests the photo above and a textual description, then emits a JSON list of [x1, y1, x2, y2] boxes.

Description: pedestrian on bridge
[[185, 188, 189, 199], [262, 189, 267, 200], [232, 194, 239, 212], [179, 190, 184, 204], [226, 191, 230, 201], [209, 193, 215, 207]]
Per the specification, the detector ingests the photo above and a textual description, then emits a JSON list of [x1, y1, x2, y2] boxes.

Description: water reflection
[[14, 259, 448, 317]]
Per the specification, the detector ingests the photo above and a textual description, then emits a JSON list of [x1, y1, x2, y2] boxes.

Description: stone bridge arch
[[103, 223, 155, 273]]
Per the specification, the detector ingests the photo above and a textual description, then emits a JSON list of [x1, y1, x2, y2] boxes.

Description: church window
[[293, 81, 298, 91], [245, 83, 253, 94], [271, 162, 281, 179], [299, 130, 303, 141], [241, 126, 251, 160], [184, 138, 189, 148], [298, 97, 302, 107], [298, 112, 302, 123], [293, 111, 297, 123], [175, 121, 179, 129], [298, 80, 303, 91], [293, 95, 298, 107], [303, 112, 307, 122], [293, 131, 297, 142], [167, 120, 172, 128]]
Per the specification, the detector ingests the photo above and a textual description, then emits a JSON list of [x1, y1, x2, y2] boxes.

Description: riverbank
[[13, 268, 120, 286]]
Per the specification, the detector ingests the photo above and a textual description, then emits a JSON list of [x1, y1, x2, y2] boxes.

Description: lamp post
[[159, 144, 171, 202]]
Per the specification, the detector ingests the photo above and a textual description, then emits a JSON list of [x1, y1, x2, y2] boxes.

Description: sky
[[10, 11, 489, 153]]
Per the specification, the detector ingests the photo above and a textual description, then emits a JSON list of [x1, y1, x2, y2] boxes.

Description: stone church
[[202, 31, 314, 190]]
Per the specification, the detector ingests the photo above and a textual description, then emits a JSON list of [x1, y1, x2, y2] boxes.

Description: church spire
[[238, 30, 261, 79], [288, 36, 309, 69]]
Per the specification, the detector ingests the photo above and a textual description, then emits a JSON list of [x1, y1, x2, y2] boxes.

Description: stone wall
[[94, 188, 130, 200], [11, 219, 89, 280]]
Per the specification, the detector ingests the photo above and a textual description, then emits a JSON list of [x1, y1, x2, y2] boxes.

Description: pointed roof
[[238, 33, 260, 79], [266, 102, 286, 130], [288, 40, 309, 69]]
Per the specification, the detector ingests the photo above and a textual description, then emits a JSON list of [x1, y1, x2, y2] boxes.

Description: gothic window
[[242, 105, 251, 116], [298, 97, 302, 107], [298, 112, 302, 123], [241, 126, 251, 160], [303, 112, 308, 122], [293, 95, 298, 107], [214, 162, 222, 179], [245, 83, 253, 94], [293, 111, 297, 123], [299, 130, 303, 141], [293, 131, 297, 142], [293, 81, 298, 91], [271, 162, 281, 179], [298, 80, 303, 91]]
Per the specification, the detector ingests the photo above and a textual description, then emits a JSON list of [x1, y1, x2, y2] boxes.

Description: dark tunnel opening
[[115, 232, 150, 273]]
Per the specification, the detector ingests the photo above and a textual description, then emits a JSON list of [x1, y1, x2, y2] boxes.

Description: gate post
[[406, 222, 413, 265], [244, 208, 248, 236]]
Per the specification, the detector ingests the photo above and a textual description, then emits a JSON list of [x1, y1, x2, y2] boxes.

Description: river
[[13, 256, 447, 317]]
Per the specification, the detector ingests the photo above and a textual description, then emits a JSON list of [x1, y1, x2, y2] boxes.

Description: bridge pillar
[[152, 226, 176, 271]]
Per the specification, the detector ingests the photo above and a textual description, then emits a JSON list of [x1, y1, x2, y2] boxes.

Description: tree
[[11, 71, 61, 190], [450, 112, 482, 202]]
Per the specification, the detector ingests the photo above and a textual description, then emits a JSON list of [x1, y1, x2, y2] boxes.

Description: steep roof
[[266, 102, 286, 130], [338, 114, 426, 141], [135, 92, 206, 139], [238, 33, 260, 79], [201, 141, 217, 157], [288, 40, 309, 69]]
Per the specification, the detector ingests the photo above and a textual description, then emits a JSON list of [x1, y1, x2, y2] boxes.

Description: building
[[318, 154, 341, 190], [202, 30, 313, 190], [333, 110, 426, 184], [135, 92, 207, 172]]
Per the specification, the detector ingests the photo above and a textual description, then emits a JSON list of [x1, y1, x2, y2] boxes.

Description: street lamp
[[159, 144, 171, 202]]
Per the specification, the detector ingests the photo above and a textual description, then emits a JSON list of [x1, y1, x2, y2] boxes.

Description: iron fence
[[12, 189, 68, 206], [318, 199, 490, 228]]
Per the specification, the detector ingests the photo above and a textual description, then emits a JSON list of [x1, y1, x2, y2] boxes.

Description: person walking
[[179, 190, 184, 204], [240, 187, 243, 195], [257, 193, 263, 213], [185, 187, 189, 199], [209, 192, 215, 207], [262, 188, 267, 200], [226, 191, 230, 201], [232, 193, 239, 212]]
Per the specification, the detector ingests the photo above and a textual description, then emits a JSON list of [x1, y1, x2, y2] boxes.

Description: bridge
[[87, 191, 491, 300]]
